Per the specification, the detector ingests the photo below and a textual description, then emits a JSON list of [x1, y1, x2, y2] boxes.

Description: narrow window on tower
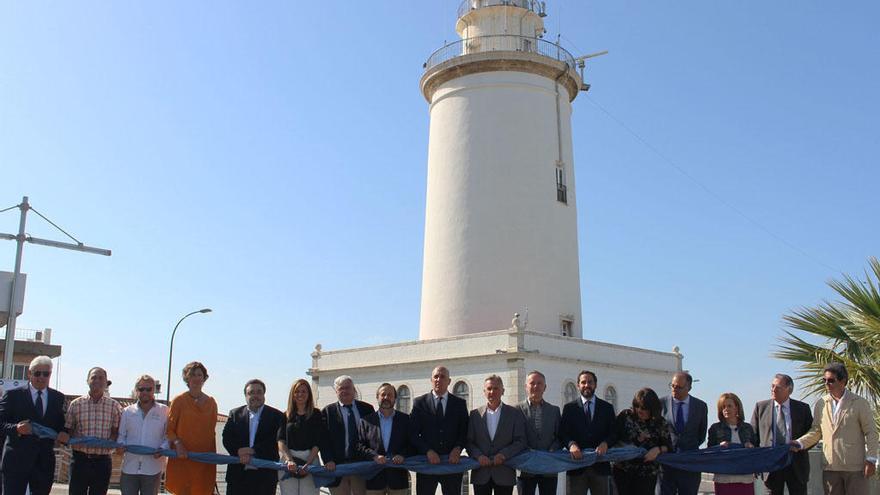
[[560, 318, 573, 337], [556, 165, 567, 204]]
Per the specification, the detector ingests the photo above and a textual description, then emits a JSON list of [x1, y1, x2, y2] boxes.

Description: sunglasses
[[137, 387, 154, 392], [824, 378, 837, 384], [32, 371, 51, 378]]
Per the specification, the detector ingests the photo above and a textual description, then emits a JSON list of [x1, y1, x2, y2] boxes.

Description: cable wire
[[585, 95, 840, 273], [29, 206, 82, 245], [0, 204, 20, 214]]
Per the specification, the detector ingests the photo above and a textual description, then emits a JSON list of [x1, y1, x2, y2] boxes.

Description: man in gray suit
[[660, 371, 708, 495], [466, 375, 527, 495], [517, 371, 561, 495]]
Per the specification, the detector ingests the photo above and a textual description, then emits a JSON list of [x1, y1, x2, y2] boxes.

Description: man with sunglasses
[[0, 355, 69, 495], [793, 362, 878, 495], [117, 375, 168, 495]]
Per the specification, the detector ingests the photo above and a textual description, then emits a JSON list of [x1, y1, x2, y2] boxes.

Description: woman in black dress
[[277, 379, 325, 495]]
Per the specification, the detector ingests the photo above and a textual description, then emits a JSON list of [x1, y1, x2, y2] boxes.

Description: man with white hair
[[0, 355, 69, 495], [320, 375, 375, 495]]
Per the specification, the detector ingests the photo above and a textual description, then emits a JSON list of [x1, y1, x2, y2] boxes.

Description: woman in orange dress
[[165, 361, 218, 495]]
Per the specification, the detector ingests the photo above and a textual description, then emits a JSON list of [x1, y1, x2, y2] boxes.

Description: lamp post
[[166, 308, 212, 403]]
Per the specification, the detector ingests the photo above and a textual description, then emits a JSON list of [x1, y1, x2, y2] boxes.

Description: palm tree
[[775, 256, 880, 428]]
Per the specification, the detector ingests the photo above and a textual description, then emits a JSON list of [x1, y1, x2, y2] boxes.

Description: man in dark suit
[[356, 383, 411, 495], [560, 370, 616, 495], [660, 371, 708, 495], [409, 365, 469, 495], [466, 375, 527, 495], [517, 371, 561, 495], [750, 373, 813, 495], [0, 355, 69, 495], [222, 378, 285, 495], [321, 375, 376, 495]]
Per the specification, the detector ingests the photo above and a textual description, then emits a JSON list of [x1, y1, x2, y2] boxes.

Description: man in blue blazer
[[321, 375, 376, 495], [660, 371, 708, 495], [356, 383, 412, 495], [560, 370, 617, 495], [0, 356, 69, 495]]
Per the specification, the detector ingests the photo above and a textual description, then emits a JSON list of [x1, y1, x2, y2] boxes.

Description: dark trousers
[[518, 474, 558, 495], [2, 471, 53, 495], [226, 470, 278, 495], [660, 466, 701, 495], [473, 480, 514, 495], [69, 453, 112, 495], [764, 466, 807, 495], [416, 473, 464, 495], [613, 471, 657, 495]]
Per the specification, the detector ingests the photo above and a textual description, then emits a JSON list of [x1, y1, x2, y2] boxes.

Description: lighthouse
[[419, 0, 585, 340], [308, 4, 682, 473]]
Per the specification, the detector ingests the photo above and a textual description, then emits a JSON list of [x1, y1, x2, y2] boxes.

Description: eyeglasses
[[823, 378, 837, 384], [137, 387, 154, 392], [669, 383, 686, 390], [32, 371, 51, 378]]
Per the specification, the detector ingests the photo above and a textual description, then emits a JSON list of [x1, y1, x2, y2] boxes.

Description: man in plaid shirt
[[65, 367, 123, 495]]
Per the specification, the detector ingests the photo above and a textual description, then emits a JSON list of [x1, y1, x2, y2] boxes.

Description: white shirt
[[831, 390, 847, 422], [774, 399, 792, 443], [431, 392, 449, 415], [248, 405, 264, 448], [29, 384, 48, 416], [486, 403, 502, 440], [117, 402, 169, 475]]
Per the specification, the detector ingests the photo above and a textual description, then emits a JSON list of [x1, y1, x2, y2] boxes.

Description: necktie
[[435, 397, 444, 419], [344, 404, 357, 457], [675, 401, 685, 434], [775, 404, 787, 445], [35, 390, 44, 420], [583, 400, 592, 427]]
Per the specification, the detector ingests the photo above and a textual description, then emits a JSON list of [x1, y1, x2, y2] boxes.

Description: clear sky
[[2, 2, 878, 418]]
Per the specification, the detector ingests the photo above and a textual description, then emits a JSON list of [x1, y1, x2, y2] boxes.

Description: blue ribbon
[[30, 424, 790, 486]]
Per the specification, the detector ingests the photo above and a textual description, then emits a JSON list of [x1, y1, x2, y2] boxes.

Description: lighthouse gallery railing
[[424, 35, 576, 72]]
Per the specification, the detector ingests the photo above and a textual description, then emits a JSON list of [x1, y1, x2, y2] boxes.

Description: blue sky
[[2, 1, 878, 417]]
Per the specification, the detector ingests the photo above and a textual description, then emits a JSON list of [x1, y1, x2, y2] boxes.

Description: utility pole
[[1, 196, 111, 379]]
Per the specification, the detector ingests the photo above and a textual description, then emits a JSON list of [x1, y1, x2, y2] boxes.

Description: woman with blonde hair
[[707, 392, 757, 495], [277, 379, 325, 495], [165, 362, 218, 495]]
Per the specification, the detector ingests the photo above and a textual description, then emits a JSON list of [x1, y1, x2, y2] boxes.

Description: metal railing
[[457, 0, 545, 19], [424, 35, 575, 72], [13, 327, 51, 343]]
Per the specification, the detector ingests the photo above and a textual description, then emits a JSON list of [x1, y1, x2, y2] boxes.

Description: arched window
[[604, 386, 618, 412], [563, 381, 578, 404], [396, 385, 412, 413], [453, 381, 470, 409]]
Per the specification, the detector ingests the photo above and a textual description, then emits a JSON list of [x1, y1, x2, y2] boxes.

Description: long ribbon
[[30, 424, 790, 486]]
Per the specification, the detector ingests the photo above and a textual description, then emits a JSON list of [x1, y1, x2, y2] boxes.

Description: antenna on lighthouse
[[573, 50, 609, 91]]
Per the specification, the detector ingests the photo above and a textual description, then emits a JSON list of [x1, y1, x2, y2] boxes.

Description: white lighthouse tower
[[308, 7, 683, 482], [419, 0, 585, 340]]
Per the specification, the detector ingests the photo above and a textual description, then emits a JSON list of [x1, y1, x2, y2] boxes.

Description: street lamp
[[166, 308, 212, 403]]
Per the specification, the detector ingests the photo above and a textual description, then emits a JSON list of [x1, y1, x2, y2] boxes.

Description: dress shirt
[[431, 392, 449, 415], [340, 401, 362, 454], [118, 402, 169, 475], [579, 395, 595, 420], [831, 391, 847, 422], [773, 399, 792, 443], [486, 403, 502, 440], [66, 394, 123, 455], [29, 383, 48, 416], [248, 405, 264, 448], [379, 410, 395, 452], [673, 396, 691, 423]]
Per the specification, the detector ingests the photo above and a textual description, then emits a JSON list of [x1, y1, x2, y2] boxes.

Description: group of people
[[0, 358, 877, 495]]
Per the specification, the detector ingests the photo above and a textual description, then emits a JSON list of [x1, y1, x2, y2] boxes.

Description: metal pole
[[165, 308, 211, 403], [3, 197, 28, 379]]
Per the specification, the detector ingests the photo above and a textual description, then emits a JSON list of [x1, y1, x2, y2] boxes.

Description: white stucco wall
[[419, 69, 582, 341]]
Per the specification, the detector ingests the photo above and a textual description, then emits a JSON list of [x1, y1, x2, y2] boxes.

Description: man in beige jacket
[[793, 362, 878, 495]]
